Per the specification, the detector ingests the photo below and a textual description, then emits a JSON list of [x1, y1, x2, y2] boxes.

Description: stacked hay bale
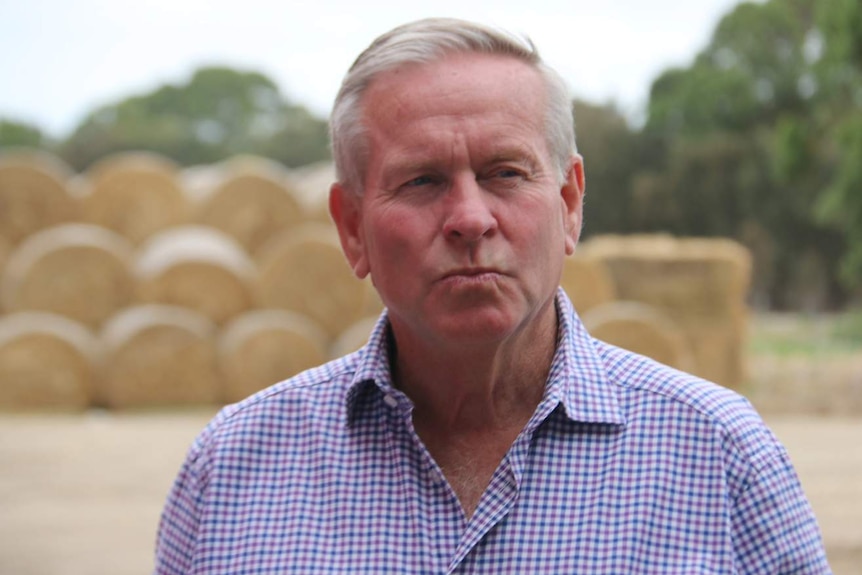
[[195, 155, 304, 254], [219, 309, 328, 403], [0, 149, 79, 246], [330, 315, 381, 359], [98, 305, 220, 408], [80, 152, 190, 244], [581, 301, 694, 372], [559, 252, 617, 315], [290, 160, 336, 226], [0, 312, 101, 410], [580, 234, 751, 389], [134, 226, 256, 325], [0, 236, 9, 305], [255, 224, 371, 341], [0, 148, 755, 407], [1, 224, 135, 327]]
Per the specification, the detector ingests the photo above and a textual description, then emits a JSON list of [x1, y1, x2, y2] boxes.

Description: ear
[[561, 154, 585, 255], [329, 182, 370, 278]]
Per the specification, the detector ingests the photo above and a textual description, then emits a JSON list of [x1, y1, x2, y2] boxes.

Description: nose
[[441, 176, 498, 242]]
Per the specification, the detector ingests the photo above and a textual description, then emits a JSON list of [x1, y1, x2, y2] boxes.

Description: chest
[[418, 429, 519, 519], [190, 419, 734, 574]]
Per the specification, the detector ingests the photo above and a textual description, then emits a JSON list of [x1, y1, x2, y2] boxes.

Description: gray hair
[[329, 17, 577, 193]]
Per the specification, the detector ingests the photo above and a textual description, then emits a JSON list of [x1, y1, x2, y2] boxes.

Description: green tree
[[573, 100, 644, 237], [0, 118, 45, 148], [59, 66, 330, 170], [810, 0, 862, 287], [640, 0, 860, 308]]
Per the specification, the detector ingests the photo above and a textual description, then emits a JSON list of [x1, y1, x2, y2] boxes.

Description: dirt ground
[[0, 410, 860, 575]]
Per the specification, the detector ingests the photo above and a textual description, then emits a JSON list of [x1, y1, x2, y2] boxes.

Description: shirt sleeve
[[731, 444, 832, 574], [153, 432, 209, 575]]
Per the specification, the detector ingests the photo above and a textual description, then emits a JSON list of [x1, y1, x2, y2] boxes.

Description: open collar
[[342, 289, 626, 428]]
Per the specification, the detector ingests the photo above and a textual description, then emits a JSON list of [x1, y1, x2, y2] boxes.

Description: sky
[[0, 0, 747, 137]]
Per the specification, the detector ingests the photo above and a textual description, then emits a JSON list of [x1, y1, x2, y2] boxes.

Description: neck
[[390, 301, 558, 434]]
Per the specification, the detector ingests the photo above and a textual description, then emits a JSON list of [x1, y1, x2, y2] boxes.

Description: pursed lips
[[439, 267, 505, 281]]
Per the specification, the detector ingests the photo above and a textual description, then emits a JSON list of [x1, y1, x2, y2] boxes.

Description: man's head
[[330, 17, 577, 194], [328, 20, 585, 351]]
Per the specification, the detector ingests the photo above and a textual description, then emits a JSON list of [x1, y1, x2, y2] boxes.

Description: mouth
[[439, 267, 505, 282]]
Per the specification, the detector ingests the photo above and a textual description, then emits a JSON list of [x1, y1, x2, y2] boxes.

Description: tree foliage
[[0, 118, 45, 148], [574, 100, 642, 238], [634, 0, 862, 308], [58, 66, 330, 170]]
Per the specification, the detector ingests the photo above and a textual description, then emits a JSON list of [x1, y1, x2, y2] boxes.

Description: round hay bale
[[81, 152, 190, 244], [329, 315, 380, 359], [1, 224, 135, 327], [219, 309, 328, 403], [0, 149, 79, 245], [0, 235, 10, 290], [196, 155, 303, 253], [684, 316, 748, 391], [181, 163, 228, 204], [255, 224, 370, 339], [582, 301, 694, 371], [559, 253, 617, 315], [99, 305, 220, 408], [290, 160, 336, 226], [579, 234, 751, 319], [134, 226, 255, 325], [0, 312, 101, 410], [579, 234, 751, 388]]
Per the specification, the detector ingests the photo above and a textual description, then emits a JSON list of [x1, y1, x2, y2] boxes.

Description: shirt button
[[383, 394, 398, 408]]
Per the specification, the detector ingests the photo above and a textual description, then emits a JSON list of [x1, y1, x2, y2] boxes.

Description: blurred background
[[1, 0, 860, 573]]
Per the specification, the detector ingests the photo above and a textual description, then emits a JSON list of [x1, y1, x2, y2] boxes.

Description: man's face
[[331, 53, 584, 350]]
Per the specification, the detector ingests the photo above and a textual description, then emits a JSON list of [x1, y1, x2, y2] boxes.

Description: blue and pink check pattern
[[155, 290, 831, 574]]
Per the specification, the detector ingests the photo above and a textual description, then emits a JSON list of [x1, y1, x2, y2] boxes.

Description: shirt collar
[[342, 313, 397, 426], [343, 288, 626, 427], [545, 288, 626, 426]]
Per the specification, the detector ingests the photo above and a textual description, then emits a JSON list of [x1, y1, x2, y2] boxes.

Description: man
[[155, 18, 831, 574]]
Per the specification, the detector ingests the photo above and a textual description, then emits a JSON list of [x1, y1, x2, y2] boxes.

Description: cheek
[[512, 200, 567, 249], [364, 212, 423, 268]]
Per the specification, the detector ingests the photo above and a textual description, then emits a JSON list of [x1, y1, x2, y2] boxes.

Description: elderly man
[[155, 18, 831, 574]]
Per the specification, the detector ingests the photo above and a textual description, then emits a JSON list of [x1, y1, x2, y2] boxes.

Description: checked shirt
[[155, 289, 830, 574]]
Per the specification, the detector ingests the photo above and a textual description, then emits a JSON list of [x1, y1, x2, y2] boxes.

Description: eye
[[484, 166, 527, 188], [495, 168, 523, 179], [401, 175, 437, 188]]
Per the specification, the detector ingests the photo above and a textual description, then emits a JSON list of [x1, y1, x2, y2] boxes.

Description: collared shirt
[[155, 289, 831, 574]]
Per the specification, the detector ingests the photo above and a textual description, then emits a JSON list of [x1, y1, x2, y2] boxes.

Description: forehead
[[360, 53, 548, 161]]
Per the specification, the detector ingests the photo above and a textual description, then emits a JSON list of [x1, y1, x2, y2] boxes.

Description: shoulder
[[223, 353, 358, 419], [589, 341, 829, 571], [594, 338, 782, 475], [186, 352, 361, 467]]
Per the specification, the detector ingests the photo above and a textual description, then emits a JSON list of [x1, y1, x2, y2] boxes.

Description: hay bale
[[0, 149, 79, 245], [582, 301, 694, 372], [580, 234, 751, 388], [580, 235, 751, 317], [134, 226, 255, 325], [0, 312, 101, 410], [0, 235, 9, 293], [255, 224, 370, 340], [559, 252, 617, 315], [196, 155, 303, 253], [290, 160, 336, 226], [181, 163, 228, 204], [1, 224, 135, 327], [99, 305, 220, 408], [329, 315, 380, 359], [81, 152, 190, 243], [218, 309, 328, 403]]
